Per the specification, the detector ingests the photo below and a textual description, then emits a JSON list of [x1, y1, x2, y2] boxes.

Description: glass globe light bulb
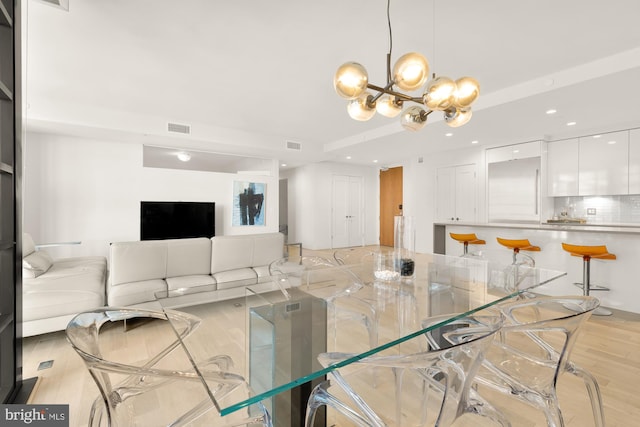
[[334, 62, 369, 99], [444, 106, 473, 128], [453, 76, 480, 108], [347, 92, 376, 121], [423, 76, 457, 111], [393, 52, 429, 91], [376, 95, 403, 118], [400, 106, 428, 131]]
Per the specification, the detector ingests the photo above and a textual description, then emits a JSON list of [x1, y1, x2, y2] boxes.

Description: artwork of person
[[238, 183, 264, 225]]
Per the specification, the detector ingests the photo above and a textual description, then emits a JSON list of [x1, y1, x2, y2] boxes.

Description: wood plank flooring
[[21, 247, 640, 426]]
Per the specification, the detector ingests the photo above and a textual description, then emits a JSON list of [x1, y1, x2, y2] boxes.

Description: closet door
[[332, 175, 363, 248]]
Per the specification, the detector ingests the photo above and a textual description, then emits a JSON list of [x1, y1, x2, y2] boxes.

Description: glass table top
[[154, 252, 565, 417]]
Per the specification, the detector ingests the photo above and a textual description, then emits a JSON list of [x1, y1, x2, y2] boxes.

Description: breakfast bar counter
[[434, 221, 640, 314]]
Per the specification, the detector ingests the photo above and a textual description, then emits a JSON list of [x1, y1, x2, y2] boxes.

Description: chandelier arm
[[366, 83, 424, 105]]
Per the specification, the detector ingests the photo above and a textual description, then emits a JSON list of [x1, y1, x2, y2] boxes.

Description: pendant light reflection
[[334, 62, 369, 99], [400, 106, 428, 131], [444, 107, 472, 128], [376, 95, 403, 118], [392, 53, 430, 91], [347, 92, 376, 121]]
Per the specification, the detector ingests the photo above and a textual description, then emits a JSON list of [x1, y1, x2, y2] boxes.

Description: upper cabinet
[[579, 131, 629, 196], [629, 129, 640, 194], [486, 141, 540, 164], [547, 139, 579, 197], [435, 164, 477, 222]]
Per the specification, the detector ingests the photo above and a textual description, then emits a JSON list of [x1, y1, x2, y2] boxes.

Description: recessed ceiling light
[[177, 152, 191, 162], [471, 140, 478, 144], [546, 109, 557, 115], [373, 160, 378, 163], [445, 133, 453, 137], [567, 121, 577, 126], [281, 163, 287, 167], [608, 140, 617, 145], [593, 135, 601, 138], [346, 156, 352, 160]]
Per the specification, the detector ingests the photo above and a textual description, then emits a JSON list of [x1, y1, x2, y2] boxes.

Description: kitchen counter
[[434, 222, 640, 314], [435, 221, 640, 234]]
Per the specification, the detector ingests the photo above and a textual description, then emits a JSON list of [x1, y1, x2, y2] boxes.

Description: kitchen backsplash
[[553, 195, 640, 224]]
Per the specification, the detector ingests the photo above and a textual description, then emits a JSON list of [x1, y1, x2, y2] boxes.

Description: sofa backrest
[[210, 233, 284, 274], [166, 238, 212, 277], [109, 240, 168, 286]]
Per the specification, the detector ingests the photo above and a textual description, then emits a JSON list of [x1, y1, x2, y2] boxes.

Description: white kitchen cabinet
[[579, 131, 629, 196], [547, 138, 579, 197], [486, 141, 540, 164], [629, 129, 640, 194], [435, 164, 476, 222]]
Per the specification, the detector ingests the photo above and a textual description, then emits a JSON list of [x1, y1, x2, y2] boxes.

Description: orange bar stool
[[497, 237, 541, 266], [450, 233, 485, 256], [561, 243, 615, 316]]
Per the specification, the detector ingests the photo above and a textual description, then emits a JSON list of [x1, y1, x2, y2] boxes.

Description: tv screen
[[140, 201, 215, 240]]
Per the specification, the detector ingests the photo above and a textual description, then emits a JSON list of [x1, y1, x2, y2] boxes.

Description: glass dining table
[[153, 252, 565, 424]]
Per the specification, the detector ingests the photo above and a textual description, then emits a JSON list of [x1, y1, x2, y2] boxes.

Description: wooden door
[[380, 167, 403, 246]]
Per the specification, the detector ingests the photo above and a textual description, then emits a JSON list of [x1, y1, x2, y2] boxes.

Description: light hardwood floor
[[21, 247, 640, 426]]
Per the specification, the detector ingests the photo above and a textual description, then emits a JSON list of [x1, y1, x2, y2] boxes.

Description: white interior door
[[332, 175, 363, 248], [455, 164, 477, 222]]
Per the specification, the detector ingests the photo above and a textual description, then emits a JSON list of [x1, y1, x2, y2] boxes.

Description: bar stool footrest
[[572, 282, 610, 291]]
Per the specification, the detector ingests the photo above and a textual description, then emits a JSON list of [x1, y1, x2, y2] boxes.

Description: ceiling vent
[[167, 122, 191, 135], [286, 141, 302, 151]]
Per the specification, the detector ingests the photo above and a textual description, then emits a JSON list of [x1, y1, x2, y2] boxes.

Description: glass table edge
[[219, 269, 568, 416], [153, 267, 568, 417]]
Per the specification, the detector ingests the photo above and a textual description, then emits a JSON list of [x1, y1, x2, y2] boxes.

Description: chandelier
[[333, 0, 479, 131]]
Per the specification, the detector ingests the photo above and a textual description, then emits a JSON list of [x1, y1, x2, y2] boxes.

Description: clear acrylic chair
[[473, 295, 604, 427], [305, 313, 508, 427], [270, 255, 380, 352], [66, 307, 272, 427]]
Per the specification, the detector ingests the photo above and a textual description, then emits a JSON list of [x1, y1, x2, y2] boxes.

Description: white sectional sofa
[[22, 233, 108, 337], [107, 233, 285, 307]]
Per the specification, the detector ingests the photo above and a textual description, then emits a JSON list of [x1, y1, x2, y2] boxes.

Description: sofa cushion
[[210, 236, 254, 274], [252, 233, 285, 267], [23, 289, 105, 322], [23, 251, 54, 278], [212, 268, 257, 288], [110, 240, 168, 286], [23, 233, 36, 256], [165, 275, 216, 291], [23, 256, 107, 321], [166, 238, 212, 277], [107, 279, 167, 306]]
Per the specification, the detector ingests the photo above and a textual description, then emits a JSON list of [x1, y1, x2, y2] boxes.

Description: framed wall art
[[232, 181, 266, 226]]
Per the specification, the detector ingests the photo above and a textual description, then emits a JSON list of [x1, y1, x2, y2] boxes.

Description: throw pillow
[[23, 251, 54, 278]]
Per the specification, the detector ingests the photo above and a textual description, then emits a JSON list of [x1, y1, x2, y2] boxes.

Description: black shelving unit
[[0, 0, 24, 404]]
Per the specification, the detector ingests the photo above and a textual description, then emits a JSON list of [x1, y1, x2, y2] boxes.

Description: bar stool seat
[[497, 237, 540, 266], [450, 232, 485, 255], [561, 243, 615, 316]]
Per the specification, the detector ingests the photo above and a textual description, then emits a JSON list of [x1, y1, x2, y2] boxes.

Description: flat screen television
[[140, 201, 215, 240]]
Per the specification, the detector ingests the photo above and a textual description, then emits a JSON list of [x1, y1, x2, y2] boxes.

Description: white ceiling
[[25, 0, 640, 170]]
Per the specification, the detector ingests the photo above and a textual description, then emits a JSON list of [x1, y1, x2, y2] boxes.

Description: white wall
[[23, 132, 279, 260], [411, 146, 487, 254], [282, 161, 379, 250]]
